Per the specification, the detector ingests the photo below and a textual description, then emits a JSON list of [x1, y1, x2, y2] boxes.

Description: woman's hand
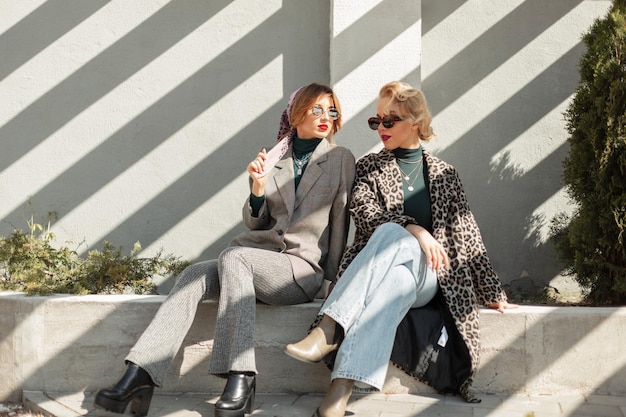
[[486, 301, 519, 313], [247, 149, 269, 196], [405, 223, 450, 272]]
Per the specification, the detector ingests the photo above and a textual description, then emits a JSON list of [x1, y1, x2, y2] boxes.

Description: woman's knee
[[218, 247, 249, 269], [219, 246, 241, 259], [217, 247, 254, 282], [172, 261, 210, 289]]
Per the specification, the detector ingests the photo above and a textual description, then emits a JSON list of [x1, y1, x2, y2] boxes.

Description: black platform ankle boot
[[94, 362, 155, 417], [214, 372, 256, 417]]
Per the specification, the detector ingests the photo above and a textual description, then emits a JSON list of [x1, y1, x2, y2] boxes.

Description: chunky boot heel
[[316, 378, 354, 417], [214, 373, 256, 417], [244, 388, 255, 414], [94, 362, 155, 416], [128, 387, 154, 416]]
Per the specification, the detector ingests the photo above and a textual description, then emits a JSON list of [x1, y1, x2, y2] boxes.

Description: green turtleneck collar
[[393, 146, 423, 161], [293, 136, 323, 156]]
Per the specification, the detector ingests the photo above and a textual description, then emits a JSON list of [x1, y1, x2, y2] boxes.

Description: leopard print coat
[[337, 147, 508, 400]]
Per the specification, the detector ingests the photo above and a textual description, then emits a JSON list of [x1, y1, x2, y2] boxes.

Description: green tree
[[551, 0, 626, 304]]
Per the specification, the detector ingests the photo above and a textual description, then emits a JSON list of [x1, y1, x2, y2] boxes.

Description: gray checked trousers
[[125, 246, 310, 387]]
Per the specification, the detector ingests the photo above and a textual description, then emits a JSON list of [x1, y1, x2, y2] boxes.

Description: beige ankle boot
[[285, 315, 340, 363], [315, 378, 354, 417]]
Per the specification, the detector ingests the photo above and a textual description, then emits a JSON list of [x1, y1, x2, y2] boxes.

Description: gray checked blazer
[[230, 139, 356, 300]]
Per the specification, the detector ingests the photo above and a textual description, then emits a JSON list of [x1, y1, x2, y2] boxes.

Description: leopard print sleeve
[[449, 168, 508, 305]]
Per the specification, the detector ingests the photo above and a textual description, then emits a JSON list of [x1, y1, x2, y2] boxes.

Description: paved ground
[[23, 390, 626, 417]]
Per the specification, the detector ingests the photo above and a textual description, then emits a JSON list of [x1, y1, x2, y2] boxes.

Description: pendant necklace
[[397, 158, 423, 192], [293, 151, 313, 175]]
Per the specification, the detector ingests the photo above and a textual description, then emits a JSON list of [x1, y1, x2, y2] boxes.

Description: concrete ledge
[[1, 292, 625, 402]]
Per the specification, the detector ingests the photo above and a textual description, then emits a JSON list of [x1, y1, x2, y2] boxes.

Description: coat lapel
[[378, 148, 398, 173], [424, 151, 446, 237], [294, 140, 328, 210], [273, 144, 296, 217], [378, 148, 406, 211]]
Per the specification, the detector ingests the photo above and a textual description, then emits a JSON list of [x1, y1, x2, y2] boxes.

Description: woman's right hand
[[247, 149, 269, 196], [405, 223, 450, 272]]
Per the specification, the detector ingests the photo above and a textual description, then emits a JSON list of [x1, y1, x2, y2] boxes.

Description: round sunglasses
[[367, 115, 403, 130], [311, 105, 340, 120]]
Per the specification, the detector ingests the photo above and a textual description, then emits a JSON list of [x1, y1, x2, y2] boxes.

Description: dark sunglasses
[[367, 115, 403, 130], [311, 105, 340, 120]]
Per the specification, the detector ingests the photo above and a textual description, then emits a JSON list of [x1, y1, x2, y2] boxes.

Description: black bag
[[390, 290, 472, 394]]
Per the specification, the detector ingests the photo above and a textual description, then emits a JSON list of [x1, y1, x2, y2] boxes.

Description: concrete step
[[22, 390, 626, 417], [1, 292, 625, 403]]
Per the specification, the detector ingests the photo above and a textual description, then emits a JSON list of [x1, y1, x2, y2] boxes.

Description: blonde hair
[[378, 81, 434, 142], [290, 83, 342, 140]]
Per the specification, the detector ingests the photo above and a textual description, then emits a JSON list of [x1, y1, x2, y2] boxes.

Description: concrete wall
[[0, 1, 614, 294], [1, 293, 625, 403], [0, 0, 331, 273], [420, 0, 612, 298]]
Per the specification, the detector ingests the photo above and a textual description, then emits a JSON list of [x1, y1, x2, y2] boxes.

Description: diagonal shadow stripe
[[331, 0, 420, 83], [339, 67, 423, 159], [435, 43, 584, 189], [423, 43, 584, 284], [587, 363, 626, 405], [483, 143, 570, 221], [422, 0, 467, 35], [423, 0, 584, 117], [1, 4, 330, 248], [0, 0, 231, 173], [86, 104, 282, 257], [475, 144, 569, 283], [0, 0, 110, 81]]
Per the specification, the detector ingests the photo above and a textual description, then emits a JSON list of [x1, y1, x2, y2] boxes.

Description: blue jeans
[[321, 222, 438, 389]]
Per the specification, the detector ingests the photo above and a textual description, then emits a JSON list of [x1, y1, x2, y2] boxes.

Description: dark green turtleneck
[[292, 137, 322, 188], [393, 147, 432, 231]]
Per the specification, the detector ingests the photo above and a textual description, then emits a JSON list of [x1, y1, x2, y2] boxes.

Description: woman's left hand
[[247, 149, 269, 196], [405, 224, 449, 272], [486, 301, 519, 313]]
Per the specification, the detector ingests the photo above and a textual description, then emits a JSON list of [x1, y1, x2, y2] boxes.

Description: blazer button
[[277, 229, 284, 236]]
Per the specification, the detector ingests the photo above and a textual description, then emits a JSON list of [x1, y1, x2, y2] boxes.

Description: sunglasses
[[311, 105, 340, 120], [367, 115, 404, 130]]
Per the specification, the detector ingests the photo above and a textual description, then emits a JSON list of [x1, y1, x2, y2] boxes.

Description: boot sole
[[284, 347, 323, 364], [94, 387, 153, 416]]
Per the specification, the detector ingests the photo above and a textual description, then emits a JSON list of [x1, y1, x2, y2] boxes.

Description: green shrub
[[0, 218, 189, 295], [550, 0, 626, 305]]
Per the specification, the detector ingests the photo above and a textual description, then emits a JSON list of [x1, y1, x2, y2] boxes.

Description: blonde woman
[[286, 81, 516, 417]]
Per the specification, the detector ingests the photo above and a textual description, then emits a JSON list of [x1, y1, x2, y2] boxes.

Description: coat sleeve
[[242, 178, 271, 230], [449, 169, 508, 305], [350, 155, 417, 239], [324, 149, 356, 282]]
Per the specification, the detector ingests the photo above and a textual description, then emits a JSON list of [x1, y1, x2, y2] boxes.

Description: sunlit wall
[[0, 0, 613, 295]]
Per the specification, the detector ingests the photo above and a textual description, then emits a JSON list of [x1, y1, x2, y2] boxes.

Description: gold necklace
[[396, 159, 423, 192]]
